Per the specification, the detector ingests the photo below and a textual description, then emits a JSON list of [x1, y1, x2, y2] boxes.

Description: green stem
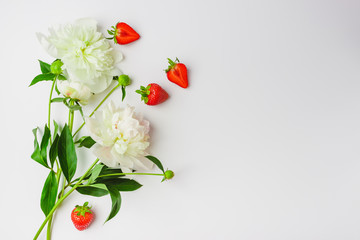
[[48, 77, 60, 172], [73, 83, 120, 137], [60, 172, 164, 194], [46, 100, 75, 239], [48, 79, 56, 129], [46, 167, 62, 239], [98, 172, 165, 178], [46, 216, 53, 240], [46, 170, 62, 240], [34, 159, 99, 240], [68, 100, 75, 133], [46, 78, 57, 240]]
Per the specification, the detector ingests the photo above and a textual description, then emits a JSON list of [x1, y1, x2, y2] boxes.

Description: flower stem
[[98, 172, 165, 178], [73, 83, 120, 137], [47, 100, 75, 239], [46, 78, 57, 240], [68, 100, 75, 133], [33, 159, 99, 240], [48, 79, 56, 129], [46, 216, 53, 240]]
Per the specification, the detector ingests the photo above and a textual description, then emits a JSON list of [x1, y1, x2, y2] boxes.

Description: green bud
[[164, 170, 174, 180], [118, 74, 131, 86], [50, 59, 64, 75]]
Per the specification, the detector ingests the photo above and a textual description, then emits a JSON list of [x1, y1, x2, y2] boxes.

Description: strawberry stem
[[165, 57, 179, 72], [74, 202, 92, 216], [135, 85, 151, 104]]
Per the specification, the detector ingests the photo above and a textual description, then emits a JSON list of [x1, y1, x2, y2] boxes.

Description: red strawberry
[[107, 22, 140, 45], [165, 58, 188, 88], [136, 83, 169, 105], [71, 202, 94, 231]]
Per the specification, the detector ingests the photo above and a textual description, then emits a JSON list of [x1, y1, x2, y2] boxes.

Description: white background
[[0, 0, 360, 239]]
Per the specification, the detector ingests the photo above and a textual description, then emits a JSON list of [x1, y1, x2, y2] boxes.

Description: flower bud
[[51, 59, 64, 75], [118, 74, 131, 86], [57, 80, 91, 105], [164, 170, 174, 180]]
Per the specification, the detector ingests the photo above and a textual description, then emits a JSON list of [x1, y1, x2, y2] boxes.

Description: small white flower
[[57, 80, 92, 105], [37, 18, 122, 94], [86, 102, 152, 172]]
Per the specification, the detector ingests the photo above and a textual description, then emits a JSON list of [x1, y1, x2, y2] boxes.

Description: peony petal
[[132, 156, 153, 170], [111, 49, 123, 64], [74, 18, 97, 29], [92, 144, 118, 168], [86, 102, 151, 172], [110, 67, 122, 77], [85, 117, 103, 144], [36, 32, 58, 58], [120, 167, 132, 173], [84, 73, 113, 94]]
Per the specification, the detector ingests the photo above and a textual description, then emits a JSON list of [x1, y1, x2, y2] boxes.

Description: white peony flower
[[57, 80, 92, 105], [86, 102, 152, 172], [37, 18, 122, 94]]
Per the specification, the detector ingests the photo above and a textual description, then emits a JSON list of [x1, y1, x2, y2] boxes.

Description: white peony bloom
[[86, 102, 151, 172], [37, 18, 122, 94], [57, 80, 92, 105]]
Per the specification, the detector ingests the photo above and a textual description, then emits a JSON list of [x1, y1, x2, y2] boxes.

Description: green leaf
[[63, 100, 82, 111], [57, 74, 66, 80], [55, 82, 60, 95], [29, 73, 56, 86], [51, 97, 65, 103], [121, 86, 126, 101], [39, 60, 51, 74], [145, 155, 165, 173], [70, 105, 82, 111], [96, 178, 142, 191], [58, 124, 77, 183], [31, 128, 49, 168], [88, 164, 104, 185], [99, 165, 125, 179], [75, 136, 96, 148], [40, 125, 51, 163], [76, 102, 85, 121], [40, 170, 58, 216], [105, 185, 121, 223], [49, 134, 59, 167], [76, 184, 108, 197], [53, 120, 59, 136]]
